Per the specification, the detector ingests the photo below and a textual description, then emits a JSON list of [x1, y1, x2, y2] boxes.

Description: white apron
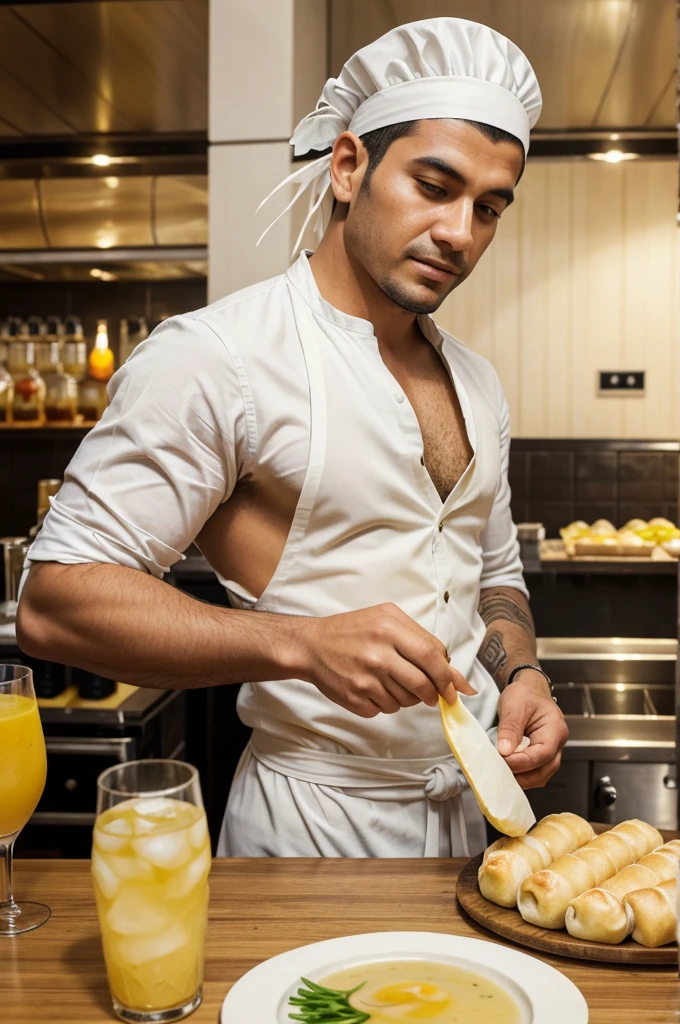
[[217, 255, 504, 858]]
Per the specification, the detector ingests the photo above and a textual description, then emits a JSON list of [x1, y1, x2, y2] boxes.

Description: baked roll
[[517, 819, 662, 929], [479, 812, 595, 908], [623, 878, 677, 948], [564, 840, 680, 943]]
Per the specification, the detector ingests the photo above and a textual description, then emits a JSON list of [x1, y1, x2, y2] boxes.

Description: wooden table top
[[6, 857, 679, 1023]]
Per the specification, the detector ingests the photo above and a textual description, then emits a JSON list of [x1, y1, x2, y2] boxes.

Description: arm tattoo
[[478, 593, 534, 634], [479, 631, 508, 676]]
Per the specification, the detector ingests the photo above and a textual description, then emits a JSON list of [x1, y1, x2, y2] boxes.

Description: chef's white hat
[[258, 18, 542, 255]]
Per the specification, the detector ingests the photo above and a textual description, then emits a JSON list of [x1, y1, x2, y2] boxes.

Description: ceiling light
[[610, 133, 620, 141], [90, 268, 103, 278], [99, 271, 116, 282], [91, 153, 111, 167], [588, 150, 639, 163]]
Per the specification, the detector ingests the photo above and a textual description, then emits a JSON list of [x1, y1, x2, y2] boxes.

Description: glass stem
[[0, 833, 19, 913]]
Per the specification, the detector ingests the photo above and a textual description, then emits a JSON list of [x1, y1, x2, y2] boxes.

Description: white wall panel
[[435, 159, 680, 439]]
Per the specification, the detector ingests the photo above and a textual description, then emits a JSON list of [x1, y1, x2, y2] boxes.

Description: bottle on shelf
[[36, 316, 65, 375], [62, 316, 88, 382], [0, 318, 9, 366], [0, 321, 14, 424], [0, 535, 29, 625], [44, 341, 78, 424], [31, 316, 55, 376], [77, 319, 114, 423], [8, 319, 46, 425], [119, 316, 149, 364], [29, 478, 62, 538]]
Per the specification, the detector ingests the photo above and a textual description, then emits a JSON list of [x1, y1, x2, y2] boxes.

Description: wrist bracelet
[[506, 663, 558, 704]]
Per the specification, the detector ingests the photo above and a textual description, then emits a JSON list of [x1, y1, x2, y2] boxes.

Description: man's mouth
[[409, 257, 463, 283]]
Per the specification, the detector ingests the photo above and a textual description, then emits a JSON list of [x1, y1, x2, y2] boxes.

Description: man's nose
[[431, 198, 474, 252]]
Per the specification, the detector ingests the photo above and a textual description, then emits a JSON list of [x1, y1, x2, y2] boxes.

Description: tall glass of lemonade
[[0, 663, 49, 936], [93, 759, 211, 1022]]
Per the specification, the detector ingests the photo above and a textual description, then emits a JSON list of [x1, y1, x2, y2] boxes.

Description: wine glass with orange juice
[[0, 664, 50, 934]]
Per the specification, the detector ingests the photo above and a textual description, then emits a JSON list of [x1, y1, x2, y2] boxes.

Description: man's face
[[342, 119, 524, 315]]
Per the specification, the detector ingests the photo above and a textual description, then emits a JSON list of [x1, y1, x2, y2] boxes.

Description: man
[[18, 18, 568, 857]]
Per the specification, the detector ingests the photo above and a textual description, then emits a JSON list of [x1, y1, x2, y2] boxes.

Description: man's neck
[[308, 219, 420, 355]]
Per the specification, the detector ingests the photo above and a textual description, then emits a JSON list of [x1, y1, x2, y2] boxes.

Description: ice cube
[[94, 830, 130, 854], [106, 886, 173, 937], [188, 816, 208, 851], [132, 832, 192, 870], [165, 846, 211, 900], [135, 798, 178, 819], [118, 922, 190, 967], [95, 815, 133, 853], [92, 849, 120, 900], [131, 814, 157, 836], [102, 852, 155, 882], [103, 816, 133, 836]]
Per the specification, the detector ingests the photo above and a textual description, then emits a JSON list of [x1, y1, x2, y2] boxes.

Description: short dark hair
[[359, 117, 525, 189]]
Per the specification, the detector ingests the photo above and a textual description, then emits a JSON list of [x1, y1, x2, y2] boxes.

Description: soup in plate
[[319, 958, 521, 1022]]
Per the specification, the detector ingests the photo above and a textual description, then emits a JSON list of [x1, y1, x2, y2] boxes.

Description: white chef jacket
[[27, 251, 527, 858]]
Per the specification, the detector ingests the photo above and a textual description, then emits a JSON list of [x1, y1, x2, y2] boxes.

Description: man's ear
[[329, 131, 368, 205]]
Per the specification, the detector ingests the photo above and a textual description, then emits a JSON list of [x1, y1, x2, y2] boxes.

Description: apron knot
[[423, 759, 466, 802]]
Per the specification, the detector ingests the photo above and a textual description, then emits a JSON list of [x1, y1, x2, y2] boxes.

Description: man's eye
[[478, 204, 501, 219], [417, 179, 446, 197]]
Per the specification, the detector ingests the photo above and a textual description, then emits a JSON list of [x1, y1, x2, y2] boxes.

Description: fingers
[[383, 655, 441, 707], [497, 686, 569, 760], [503, 740, 555, 773], [342, 693, 383, 719], [513, 753, 562, 790], [450, 665, 478, 698], [496, 713, 526, 757], [382, 673, 424, 709], [392, 628, 476, 704]]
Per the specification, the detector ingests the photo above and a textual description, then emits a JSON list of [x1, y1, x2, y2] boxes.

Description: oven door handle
[[45, 737, 135, 759]]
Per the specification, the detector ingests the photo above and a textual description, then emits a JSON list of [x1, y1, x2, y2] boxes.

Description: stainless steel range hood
[[0, 174, 207, 251], [0, 0, 673, 143], [330, 0, 677, 135], [0, 1, 209, 272], [0, 172, 207, 277]]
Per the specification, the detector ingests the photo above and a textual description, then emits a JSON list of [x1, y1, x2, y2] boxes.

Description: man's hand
[[496, 669, 569, 789], [297, 602, 477, 718]]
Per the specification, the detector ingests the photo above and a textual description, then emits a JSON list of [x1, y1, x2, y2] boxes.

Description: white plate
[[220, 930, 588, 1023]]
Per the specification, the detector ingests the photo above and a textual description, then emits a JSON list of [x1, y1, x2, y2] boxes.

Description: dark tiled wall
[[0, 430, 89, 543], [509, 440, 680, 538], [3, 434, 679, 549]]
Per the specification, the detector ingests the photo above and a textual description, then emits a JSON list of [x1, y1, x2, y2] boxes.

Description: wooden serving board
[[456, 827, 678, 965]]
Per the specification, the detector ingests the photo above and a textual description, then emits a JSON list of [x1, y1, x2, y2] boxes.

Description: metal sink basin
[[554, 682, 674, 718], [589, 685, 649, 716]]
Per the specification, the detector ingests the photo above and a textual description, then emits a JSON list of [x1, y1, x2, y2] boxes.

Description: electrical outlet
[[598, 371, 645, 396]]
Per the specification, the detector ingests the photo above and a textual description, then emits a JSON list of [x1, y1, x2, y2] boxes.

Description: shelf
[[0, 426, 91, 439]]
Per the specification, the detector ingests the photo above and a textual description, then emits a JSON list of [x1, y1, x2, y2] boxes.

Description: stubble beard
[[377, 270, 458, 315]]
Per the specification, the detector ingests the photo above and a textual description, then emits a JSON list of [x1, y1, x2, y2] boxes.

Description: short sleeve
[[27, 314, 250, 578], [479, 376, 529, 599]]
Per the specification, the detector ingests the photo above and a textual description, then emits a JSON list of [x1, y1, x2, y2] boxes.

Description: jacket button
[[444, 591, 450, 603], [420, 455, 425, 466], [438, 521, 444, 532]]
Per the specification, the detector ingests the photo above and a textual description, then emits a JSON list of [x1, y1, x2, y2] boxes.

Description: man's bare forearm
[[17, 561, 308, 690], [477, 586, 538, 689]]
